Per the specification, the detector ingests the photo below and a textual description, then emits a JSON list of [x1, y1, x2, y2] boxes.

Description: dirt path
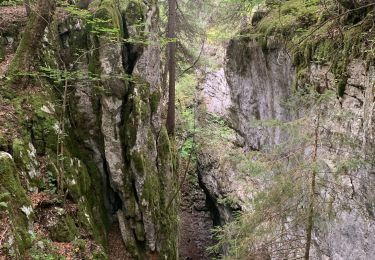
[[108, 223, 131, 260], [179, 179, 216, 260]]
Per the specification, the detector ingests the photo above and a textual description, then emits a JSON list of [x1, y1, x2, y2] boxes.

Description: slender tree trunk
[[7, 0, 56, 89], [166, 0, 177, 135], [304, 113, 320, 260], [24, 0, 31, 17]]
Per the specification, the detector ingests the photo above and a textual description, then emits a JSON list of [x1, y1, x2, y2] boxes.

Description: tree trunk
[[304, 113, 320, 260], [7, 0, 56, 90], [166, 0, 177, 135], [24, 0, 31, 17]]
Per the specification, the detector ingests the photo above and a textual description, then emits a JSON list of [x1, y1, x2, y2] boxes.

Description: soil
[[107, 222, 131, 260], [0, 6, 27, 31], [179, 177, 216, 260]]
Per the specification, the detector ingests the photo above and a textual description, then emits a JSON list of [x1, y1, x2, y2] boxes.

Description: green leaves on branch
[[0, 192, 10, 210]]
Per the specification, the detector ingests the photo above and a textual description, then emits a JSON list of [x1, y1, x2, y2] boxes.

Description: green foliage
[[200, 113, 236, 147], [212, 89, 369, 258], [28, 238, 63, 260], [0, 0, 23, 6], [46, 170, 57, 194], [205, 0, 262, 42], [180, 138, 193, 158], [217, 193, 241, 208], [176, 73, 197, 154], [0, 192, 10, 210]]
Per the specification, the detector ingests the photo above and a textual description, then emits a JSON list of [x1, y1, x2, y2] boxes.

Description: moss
[[155, 126, 179, 259], [149, 90, 161, 115], [123, 0, 146, 27], [142, 164, 160, 205], [147, 129, 156, 152], [257, 0, 320, 38], [49, 215, 78, 242], [0, 134, 8, 151], [0, 152, 33, 256], [64, 156, 92, 200], [134, 221, 145, 241], [337, 75, 348, 97], [132, 150, 145, 176], [312, 38, 333, 64], [157, 126, 172, 165], [11, 139, 44, 189], [92, 0, 124, 38], [65, 134, 109, 246], [0, 37, 5, 62], [12, 93, 58, 156], [294, 67, 310, 90]]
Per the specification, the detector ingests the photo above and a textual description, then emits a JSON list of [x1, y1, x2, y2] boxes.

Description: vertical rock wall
[[0, 1, 178, 258], [62, 0, 178, 258], [198, 35, 375, 260], [226, 38, 295, 150]]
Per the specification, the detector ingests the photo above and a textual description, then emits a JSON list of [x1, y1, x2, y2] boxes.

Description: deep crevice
[[197, 177, 223, 227]]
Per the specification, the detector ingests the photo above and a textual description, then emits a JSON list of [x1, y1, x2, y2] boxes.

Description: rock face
[[59, 1, 178, 258], [199, 68, 231, 118], [0, 1, 177, 259], [198, 37, 375, 260], [226, 39, 295, 150], [306, 60, 375, 260]]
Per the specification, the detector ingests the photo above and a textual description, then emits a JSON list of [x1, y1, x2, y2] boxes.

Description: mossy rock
[[0, 152, 33, 255], [156, 127, 179, 258], [92, 0, 124, 38], [149, 90, 161, 115], [64, 156, 91, 201], [0, 134, 9, 151], [12, 94, 59, 156], [49, 214, 78, 242], [12, 139, 40, 179], [251, 0, 375, 96], [123, 0, 146, 27]]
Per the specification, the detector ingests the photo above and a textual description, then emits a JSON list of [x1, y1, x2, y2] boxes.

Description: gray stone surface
[[226, 39, 295, 150], [61, 2, 177, 256], [198, 37, 375, 259]]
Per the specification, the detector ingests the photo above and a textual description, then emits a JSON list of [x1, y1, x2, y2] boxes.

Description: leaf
[[0, 192, 10, 201]]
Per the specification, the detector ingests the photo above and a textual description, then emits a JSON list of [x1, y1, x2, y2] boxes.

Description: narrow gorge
[[1, 0, 375, 259]]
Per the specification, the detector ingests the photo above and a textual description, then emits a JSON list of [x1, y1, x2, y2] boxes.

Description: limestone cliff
[[197, 1, 375, 259], [0, 1, 177, 259]]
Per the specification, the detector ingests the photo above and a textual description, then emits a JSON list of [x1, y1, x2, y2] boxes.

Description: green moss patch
[[0, 152, 33, 256]]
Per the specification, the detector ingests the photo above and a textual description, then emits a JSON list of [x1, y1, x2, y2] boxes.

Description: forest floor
[[179, 175, 216, 259], [0, 6, 26, 76], [0, 6, 27, 30], [107, 223, 131, 260]]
